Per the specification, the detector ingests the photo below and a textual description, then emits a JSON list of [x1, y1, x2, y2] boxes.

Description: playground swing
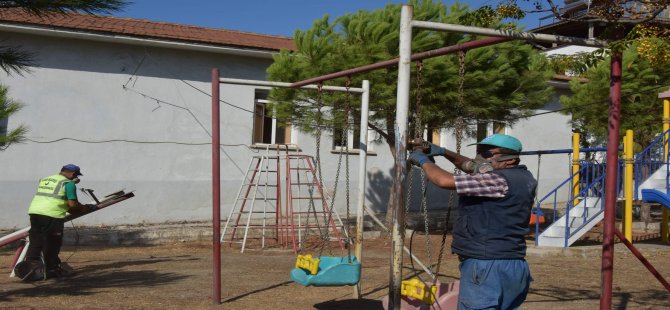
[[396, 58, 463, 309], [290, 80, 361, 287]]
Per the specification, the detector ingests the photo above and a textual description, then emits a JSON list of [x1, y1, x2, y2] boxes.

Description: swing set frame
[[209, 4, 665, 309]]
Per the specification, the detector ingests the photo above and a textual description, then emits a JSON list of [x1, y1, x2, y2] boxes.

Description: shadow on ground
[[315, 299, 384, 309], [0, 255, 195, 301]]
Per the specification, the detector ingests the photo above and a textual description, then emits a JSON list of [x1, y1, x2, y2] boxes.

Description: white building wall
[[0, 31, 397, 229]]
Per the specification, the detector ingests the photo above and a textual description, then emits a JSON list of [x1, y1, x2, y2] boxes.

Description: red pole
[[289, 37, 508, 88], [600, 45, 622, 310], [614, 229, 670, 292], [211, 68, 221, 304]]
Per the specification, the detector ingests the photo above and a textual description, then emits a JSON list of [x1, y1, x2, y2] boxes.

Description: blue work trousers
[[457, 258, 532, 310]]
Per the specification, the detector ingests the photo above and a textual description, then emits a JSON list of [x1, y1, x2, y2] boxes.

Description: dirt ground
[[1, 234, 670, 310]]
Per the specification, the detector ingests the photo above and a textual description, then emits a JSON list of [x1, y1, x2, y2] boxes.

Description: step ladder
[[221, 151, 348, 253]]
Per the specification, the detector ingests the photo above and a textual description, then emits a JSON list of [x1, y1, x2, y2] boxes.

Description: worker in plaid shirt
[[408, 134, 537, 310]]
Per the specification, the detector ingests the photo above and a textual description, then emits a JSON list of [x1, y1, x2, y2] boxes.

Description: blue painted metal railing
[[634, 129, 670, 199], [533, 159, 624, 246]]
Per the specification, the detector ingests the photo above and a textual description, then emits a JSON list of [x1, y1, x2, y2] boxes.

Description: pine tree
[[560, 43, 670, 148]]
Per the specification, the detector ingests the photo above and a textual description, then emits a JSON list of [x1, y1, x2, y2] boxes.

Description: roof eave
[[0, 22, 278, 59]]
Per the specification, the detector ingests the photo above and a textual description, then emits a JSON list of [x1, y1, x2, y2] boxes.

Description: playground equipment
[[534, 106, 670, 248], [211, 77, 370, 300], [212, 3, 665, 308], [288, 80, 362, 287], [290, 255, 361, 286], [211, 75, 443, 300], [280, 6, 608, 309], [381, 166, 459, 310], [220, 151, 348, 253], [0, 189, 135, 276], [381, 54, 463, 310]]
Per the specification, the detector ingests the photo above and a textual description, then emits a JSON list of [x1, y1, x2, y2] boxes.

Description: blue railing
[[534, 159, 624, 246], [634, 129, 670, 199]]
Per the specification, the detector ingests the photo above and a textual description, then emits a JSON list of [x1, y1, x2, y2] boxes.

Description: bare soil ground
[[1, 234, 670, 310]]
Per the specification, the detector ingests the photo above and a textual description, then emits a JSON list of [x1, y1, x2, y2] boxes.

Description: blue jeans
[[457, 258, 532, 310]]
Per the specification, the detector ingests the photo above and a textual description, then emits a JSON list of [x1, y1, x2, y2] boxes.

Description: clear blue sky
[[110, 0, 548, 37]]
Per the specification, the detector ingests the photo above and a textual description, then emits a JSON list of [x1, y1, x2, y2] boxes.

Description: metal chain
[[455, 51, 466, 155], [403, 166, 415, 243], [315, 83, 324, 186], [318, 80, 349, 257], [344, 78, 352, 261], [420, 169, 433, 280], [414, 60, 424, 139], [303, 83, 324, 252]]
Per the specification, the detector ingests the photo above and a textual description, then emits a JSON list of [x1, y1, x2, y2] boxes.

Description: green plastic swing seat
[[290, 256, 361, 286]]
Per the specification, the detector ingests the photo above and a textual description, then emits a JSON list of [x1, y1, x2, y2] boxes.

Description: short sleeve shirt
[[453, 172, 508, 198], [64, 182, 78, 200]]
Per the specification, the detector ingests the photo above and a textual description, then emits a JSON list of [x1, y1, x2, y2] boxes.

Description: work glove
[[426, 142, 447, 157], [408, 150, 433, 167], [84, 204, 98, 212]]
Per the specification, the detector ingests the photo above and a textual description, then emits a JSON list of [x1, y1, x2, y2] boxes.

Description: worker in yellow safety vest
[[22, 164, 96, 280]]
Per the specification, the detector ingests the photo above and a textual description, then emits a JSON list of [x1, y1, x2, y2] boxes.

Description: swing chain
[[318, 78, 351, 258], [455, 51, 466, 155], [420, 169, 433, 277], [303, 83, 325, 252], [414, 60, 424, 139], [315, 83, 324, 184], [344, 77, 353, 257]]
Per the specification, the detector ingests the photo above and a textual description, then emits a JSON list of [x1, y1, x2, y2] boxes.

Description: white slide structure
[[536, 196, 603, 247]]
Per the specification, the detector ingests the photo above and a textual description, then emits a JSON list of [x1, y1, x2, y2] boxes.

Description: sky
[[109, 0, 550, 37]]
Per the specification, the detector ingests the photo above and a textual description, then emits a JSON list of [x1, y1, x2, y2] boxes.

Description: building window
[[477, 120, 507, 140], [252, 90, 292, 145], [333, 116, 361, 150], [426, 127, 440, 144], [476, 121, 488, 142]]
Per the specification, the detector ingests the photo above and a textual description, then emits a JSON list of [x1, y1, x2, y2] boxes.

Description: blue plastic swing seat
[[290, 256, 361, 287]]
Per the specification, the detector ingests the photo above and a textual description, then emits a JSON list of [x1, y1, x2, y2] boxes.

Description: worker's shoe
[[14, 260, 46, 281], [46, 263, 74, 279]]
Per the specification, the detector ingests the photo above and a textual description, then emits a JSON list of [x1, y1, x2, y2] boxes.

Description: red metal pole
[[211, 68, 221, 305], [289, 37, 508, 88], [600, 47, 622, 310], [614, 229, 670, 292]]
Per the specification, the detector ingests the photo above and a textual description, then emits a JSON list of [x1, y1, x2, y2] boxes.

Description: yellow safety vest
[[28, 174, 72, 218]]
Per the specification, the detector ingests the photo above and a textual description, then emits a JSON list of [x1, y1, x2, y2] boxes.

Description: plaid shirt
[[453, 172, 508, 198]]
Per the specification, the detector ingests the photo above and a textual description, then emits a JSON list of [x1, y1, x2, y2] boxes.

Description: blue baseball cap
[[470, 134, 522, 153], [62, 164, 83, 176]]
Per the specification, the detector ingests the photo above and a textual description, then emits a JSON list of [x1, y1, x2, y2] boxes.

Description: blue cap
[[471, 134, 522, 153], [62, 164, 83, 176]]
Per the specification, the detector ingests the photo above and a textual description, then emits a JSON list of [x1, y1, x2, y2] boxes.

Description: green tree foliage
[[267, 0, 553, 155], [560, 43, 670, 147], [0, 84, 26, 149], [478, 1, 670, 65], [0, 0, 127, 149]]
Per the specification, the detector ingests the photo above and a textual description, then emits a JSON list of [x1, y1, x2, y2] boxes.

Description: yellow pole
[[624, 130, 633, 242], [572, 133, 581, 206], [663, 100, 669, 242]]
